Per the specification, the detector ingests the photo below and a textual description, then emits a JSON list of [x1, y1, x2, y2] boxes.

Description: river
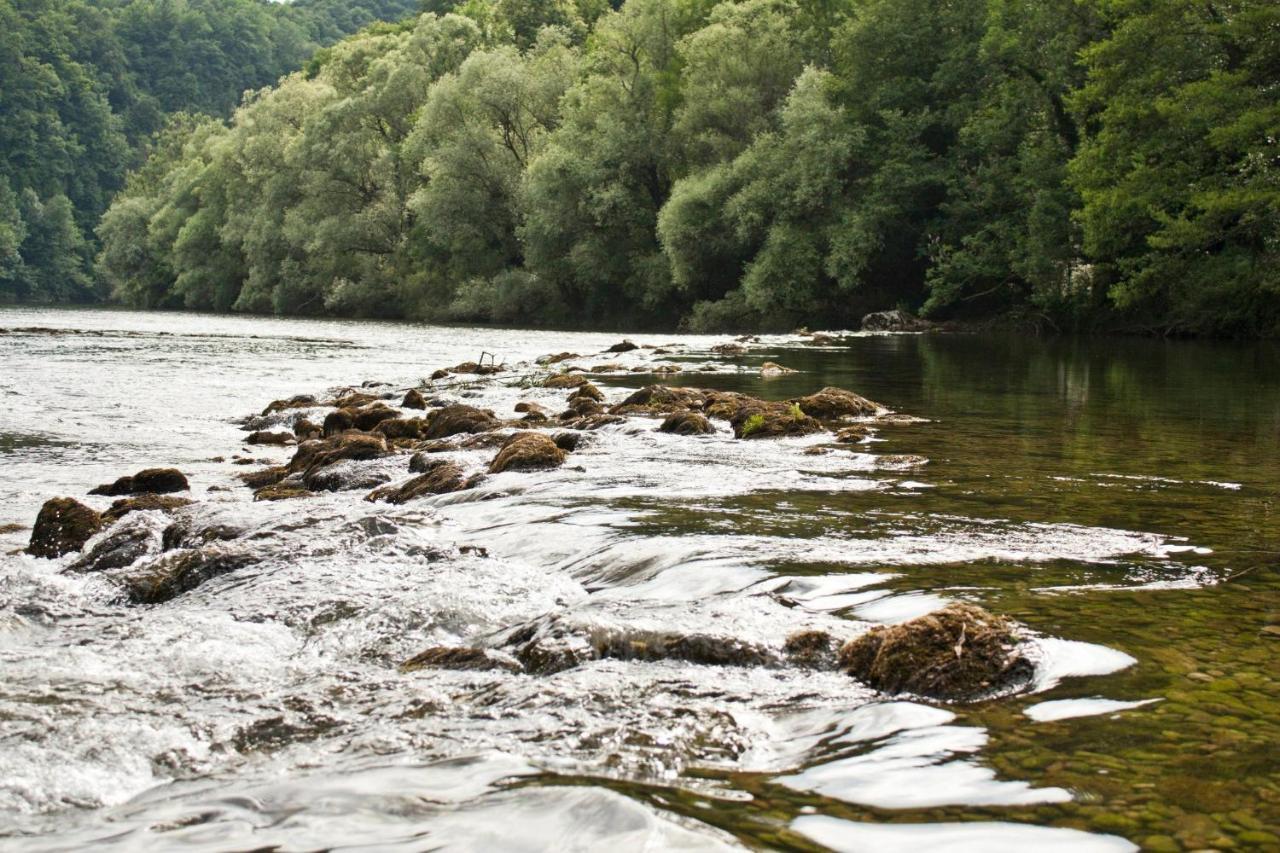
[[1, 307, 1277, 851]]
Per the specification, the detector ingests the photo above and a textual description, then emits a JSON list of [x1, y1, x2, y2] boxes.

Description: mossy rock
[[489, 432, 567, 474], [365, 461, 472, 504], [792, 387, 879, 419], [423, 404, 499, 439], [839, 603, 1033, 702], [27, 497, 102, 558], [89, 467, 189, 496], [659, 411, 715, 436]]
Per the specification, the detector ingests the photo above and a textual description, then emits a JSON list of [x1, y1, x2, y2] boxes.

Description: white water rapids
[[0, 307, 1203, 850]]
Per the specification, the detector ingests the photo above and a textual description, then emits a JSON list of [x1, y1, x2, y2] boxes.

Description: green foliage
[[740, 412, 766, 437], [84, 0, 1280, 336], [0, 0, 423, 304]]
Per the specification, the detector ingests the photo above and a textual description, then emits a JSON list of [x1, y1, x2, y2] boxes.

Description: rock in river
[[89, 467, 189, 496], [27, 497, 102, 558], [838, 603, 1033, 702], [659, 411, 715, 436], [489, 432, 567, 474]]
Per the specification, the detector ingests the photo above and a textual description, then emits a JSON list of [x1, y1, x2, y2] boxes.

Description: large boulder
[[27, 497, 102, 558], [861, 309, 933, 332], [365, 461, 471, 504], [89, 468, 189, 496], [838, 603, 1033, 702], [488, 432, 567, 474], [423, 404, 499, 440], [659, 411, 715, 436], [792, 387, 880, 419]]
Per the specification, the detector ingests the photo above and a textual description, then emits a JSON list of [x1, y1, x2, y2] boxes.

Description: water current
[[0, 307, 1276, 851]]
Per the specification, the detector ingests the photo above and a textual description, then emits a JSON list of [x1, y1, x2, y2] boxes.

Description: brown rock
[[792, 387, 879, 419], [89, 468, 189, 496], [605, 340, 639, 353], [784, 630, 836, 668], [543, 373, 589, 389], [488, 432, 567, 474], [423, 404, 499, 440], [27, 497, 102, 558], [538, 352, 579, 365], [838, 603, 1033, 702], [246, 430, 295, 446], [659, 411, 715, 436], [570, 383, 604, 402], [253, 483, 311, 502], [260, 394, 317, 415], [730, 405, 822, 439], [288, 432, 388, 475], [374, 417, 427, 440], [365, 461, 471, 504], [293, 418, 322, 441], [402, 388, 428, 410]]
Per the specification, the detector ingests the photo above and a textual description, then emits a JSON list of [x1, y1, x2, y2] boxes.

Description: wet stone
[[27, 497, 102, 558], [89, 467, 189, 496]]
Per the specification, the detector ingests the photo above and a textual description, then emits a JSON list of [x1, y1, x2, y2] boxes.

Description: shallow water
[[1, 307, 1277, 851]]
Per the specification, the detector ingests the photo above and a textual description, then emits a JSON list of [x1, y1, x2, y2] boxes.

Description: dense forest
[[0, 0, 422, 303], [6, 0, 1279, 335]]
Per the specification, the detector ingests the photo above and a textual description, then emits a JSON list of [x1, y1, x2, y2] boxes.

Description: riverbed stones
[[27, 497, 102, 558], [423, 404, 499, 439], [293, 418, 322, 441], [793, 387, 879, 419], [401, 388, 428, 409], [366, 461, 471, 503], [659, 411, 715, 436], [606, 340, 639, 353], [489, 432, 567, 474], [610, 385, 705, 416], [760, 361, 797, 377], [68, 515, 161, 573], [839, 603, 1033, 702], [89, 467, 189, 496]]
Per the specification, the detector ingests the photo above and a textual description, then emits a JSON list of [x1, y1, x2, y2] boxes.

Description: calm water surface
[[0, 307, 1277, 851]]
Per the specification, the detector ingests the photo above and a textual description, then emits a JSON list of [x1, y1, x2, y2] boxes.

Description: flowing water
[[0, 307, 1277, 851]]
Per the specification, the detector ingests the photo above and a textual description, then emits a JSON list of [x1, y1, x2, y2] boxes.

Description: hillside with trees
[[10, 0, 1280, 335], [0, 0, 423, 303]]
